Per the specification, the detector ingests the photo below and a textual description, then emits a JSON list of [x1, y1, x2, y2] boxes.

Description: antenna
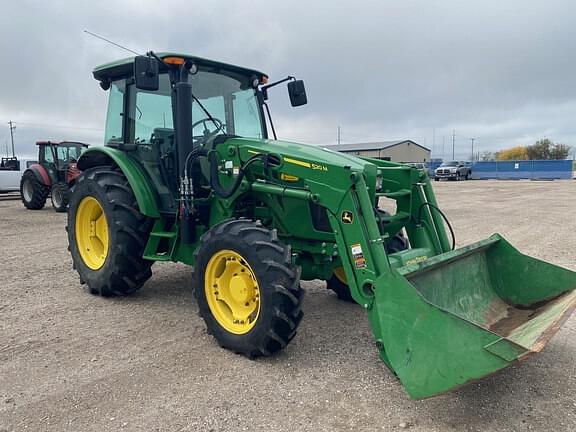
[[84, 30, 141, 56]]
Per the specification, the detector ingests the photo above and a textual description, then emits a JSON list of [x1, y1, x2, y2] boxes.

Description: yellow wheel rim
[[204, 250, 260, 334], [334, 267, 348, 284], [75, 196, 109, 270]]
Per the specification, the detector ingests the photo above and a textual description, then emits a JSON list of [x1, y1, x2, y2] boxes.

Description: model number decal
[[405, 256, 428, 266], [311, 163, 328, 172]]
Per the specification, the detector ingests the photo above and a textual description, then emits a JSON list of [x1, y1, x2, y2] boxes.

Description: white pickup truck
[[0, 158, 35, 193]]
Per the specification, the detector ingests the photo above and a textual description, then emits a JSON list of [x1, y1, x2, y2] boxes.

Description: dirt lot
[[1, 180, 575, 432]]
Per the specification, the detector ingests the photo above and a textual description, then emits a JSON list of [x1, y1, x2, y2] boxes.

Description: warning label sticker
[[351, 243, 367, 269]]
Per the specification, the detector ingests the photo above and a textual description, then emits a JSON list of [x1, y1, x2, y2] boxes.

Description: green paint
[[370, 236, 576, 399], [77, 146, 160, 218]]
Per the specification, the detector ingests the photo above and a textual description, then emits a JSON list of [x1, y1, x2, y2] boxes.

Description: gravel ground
[[0, 180, 575, 432]]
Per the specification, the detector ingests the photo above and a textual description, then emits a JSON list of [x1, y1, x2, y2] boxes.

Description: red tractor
[[20, 141, 89, 212]]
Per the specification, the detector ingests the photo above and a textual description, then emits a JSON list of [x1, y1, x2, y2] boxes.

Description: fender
[[66, 162, 82, 185], [26, 164, 51, 186], [77, 146, 160, 218]]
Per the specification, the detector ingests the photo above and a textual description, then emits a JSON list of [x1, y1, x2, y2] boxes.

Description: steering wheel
[[192, 118, 224, 142]]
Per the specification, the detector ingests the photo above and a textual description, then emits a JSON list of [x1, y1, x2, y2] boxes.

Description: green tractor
[[67, 53, 576, 399], [21, 140, 88, 212]]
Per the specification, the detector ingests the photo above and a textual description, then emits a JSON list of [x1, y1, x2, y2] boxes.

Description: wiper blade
[[191, 92, 221, 131]]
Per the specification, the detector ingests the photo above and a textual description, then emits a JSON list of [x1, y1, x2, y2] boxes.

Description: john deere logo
[[341, 211, 354, 224]]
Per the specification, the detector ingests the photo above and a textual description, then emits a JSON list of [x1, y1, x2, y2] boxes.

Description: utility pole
[[432, 128, 436, 156], [452, 129, 456, 160], [442, 136, 445, 160], [8, 121, 16, 157], [469, 138, 476, 162], [337, 126, 341, 145]]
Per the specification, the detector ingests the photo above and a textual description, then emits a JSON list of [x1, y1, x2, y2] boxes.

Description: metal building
[[324, 140, 431, 163]]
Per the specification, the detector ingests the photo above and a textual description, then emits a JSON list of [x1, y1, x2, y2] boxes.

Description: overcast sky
[[1, 0, 576, 160]]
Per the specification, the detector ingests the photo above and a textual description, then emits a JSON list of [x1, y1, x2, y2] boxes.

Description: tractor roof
[[93, 52, 268, 83], [36, 141, 89, 147]]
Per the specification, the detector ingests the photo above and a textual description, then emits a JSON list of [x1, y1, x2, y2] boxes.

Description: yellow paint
[[204, 249, 260, 334], [333, 267, 348, 284], [284, 157, 311, 168], [280, 173, 300, 182], [75, 196, 109, 270]]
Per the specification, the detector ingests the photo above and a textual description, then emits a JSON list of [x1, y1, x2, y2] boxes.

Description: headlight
[[375, 176, 383, 191]]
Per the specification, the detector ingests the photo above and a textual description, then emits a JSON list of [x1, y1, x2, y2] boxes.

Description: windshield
[[56, 144, 83, 163], [440, 161, 458, 167], [120, 70, 264, 145]]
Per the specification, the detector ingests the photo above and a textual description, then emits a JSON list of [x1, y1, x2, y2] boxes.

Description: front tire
[[194, 219, 304, 358], [67, 166, 153, 296], [20, 171, 48, 210], [51, 182, 70, 212]]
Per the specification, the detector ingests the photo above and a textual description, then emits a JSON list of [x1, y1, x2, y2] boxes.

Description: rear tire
[[20, 171, 48, 210], [67, 166, 153, 296], [51, 182, 70, 212], [194, 219, 304, 358]]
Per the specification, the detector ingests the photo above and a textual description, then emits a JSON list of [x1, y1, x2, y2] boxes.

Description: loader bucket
[[370, 234, 576, 399]]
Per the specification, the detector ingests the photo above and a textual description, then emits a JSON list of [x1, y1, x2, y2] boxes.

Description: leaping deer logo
[[341, 211, 354, 224]]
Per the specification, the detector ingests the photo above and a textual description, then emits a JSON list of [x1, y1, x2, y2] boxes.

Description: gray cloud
[[1, 0, 575, 160]]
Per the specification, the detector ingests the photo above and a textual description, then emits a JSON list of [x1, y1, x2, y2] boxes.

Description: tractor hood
[[229, 137, 382, 172]]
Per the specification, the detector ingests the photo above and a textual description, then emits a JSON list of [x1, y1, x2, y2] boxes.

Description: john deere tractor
[[67, 53, 576, 399], [21, 140, 88, 212]]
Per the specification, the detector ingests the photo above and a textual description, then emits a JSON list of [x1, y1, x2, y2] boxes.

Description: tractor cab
[[37, 141, 87, 175], [36, 141, 88, 192], [91, 53, 306, 213]]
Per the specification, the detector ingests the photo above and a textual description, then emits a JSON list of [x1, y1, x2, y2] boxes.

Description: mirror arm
[[260, 76, 295, 100]]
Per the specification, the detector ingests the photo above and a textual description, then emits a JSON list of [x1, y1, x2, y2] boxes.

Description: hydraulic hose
[[417, 202, 456, 250], [208, 152, 264, 199]]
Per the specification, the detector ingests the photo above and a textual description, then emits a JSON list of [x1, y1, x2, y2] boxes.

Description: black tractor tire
[[327, 232, 409, 303], [20, 171, 48, 210], [194, 219, 304, 358], [67, 166, 153, 297], [51, 182, 70, 213]]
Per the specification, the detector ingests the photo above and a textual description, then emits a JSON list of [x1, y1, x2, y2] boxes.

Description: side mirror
[[134, 56, 159, 91], [287, 80, 307, 107]]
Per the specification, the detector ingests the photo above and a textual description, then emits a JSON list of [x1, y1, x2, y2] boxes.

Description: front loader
[[67, 52, 576, 399]]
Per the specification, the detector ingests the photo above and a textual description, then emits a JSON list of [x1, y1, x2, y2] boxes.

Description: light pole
[[8, 121, 16, 157]]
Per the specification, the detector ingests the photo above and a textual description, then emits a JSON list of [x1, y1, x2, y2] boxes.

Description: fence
[[470, 160, 573, 180], [427, 160, 573, 180]]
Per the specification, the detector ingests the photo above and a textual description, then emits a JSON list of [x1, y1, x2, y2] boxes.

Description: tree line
[[480, 139, 572, 161]]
